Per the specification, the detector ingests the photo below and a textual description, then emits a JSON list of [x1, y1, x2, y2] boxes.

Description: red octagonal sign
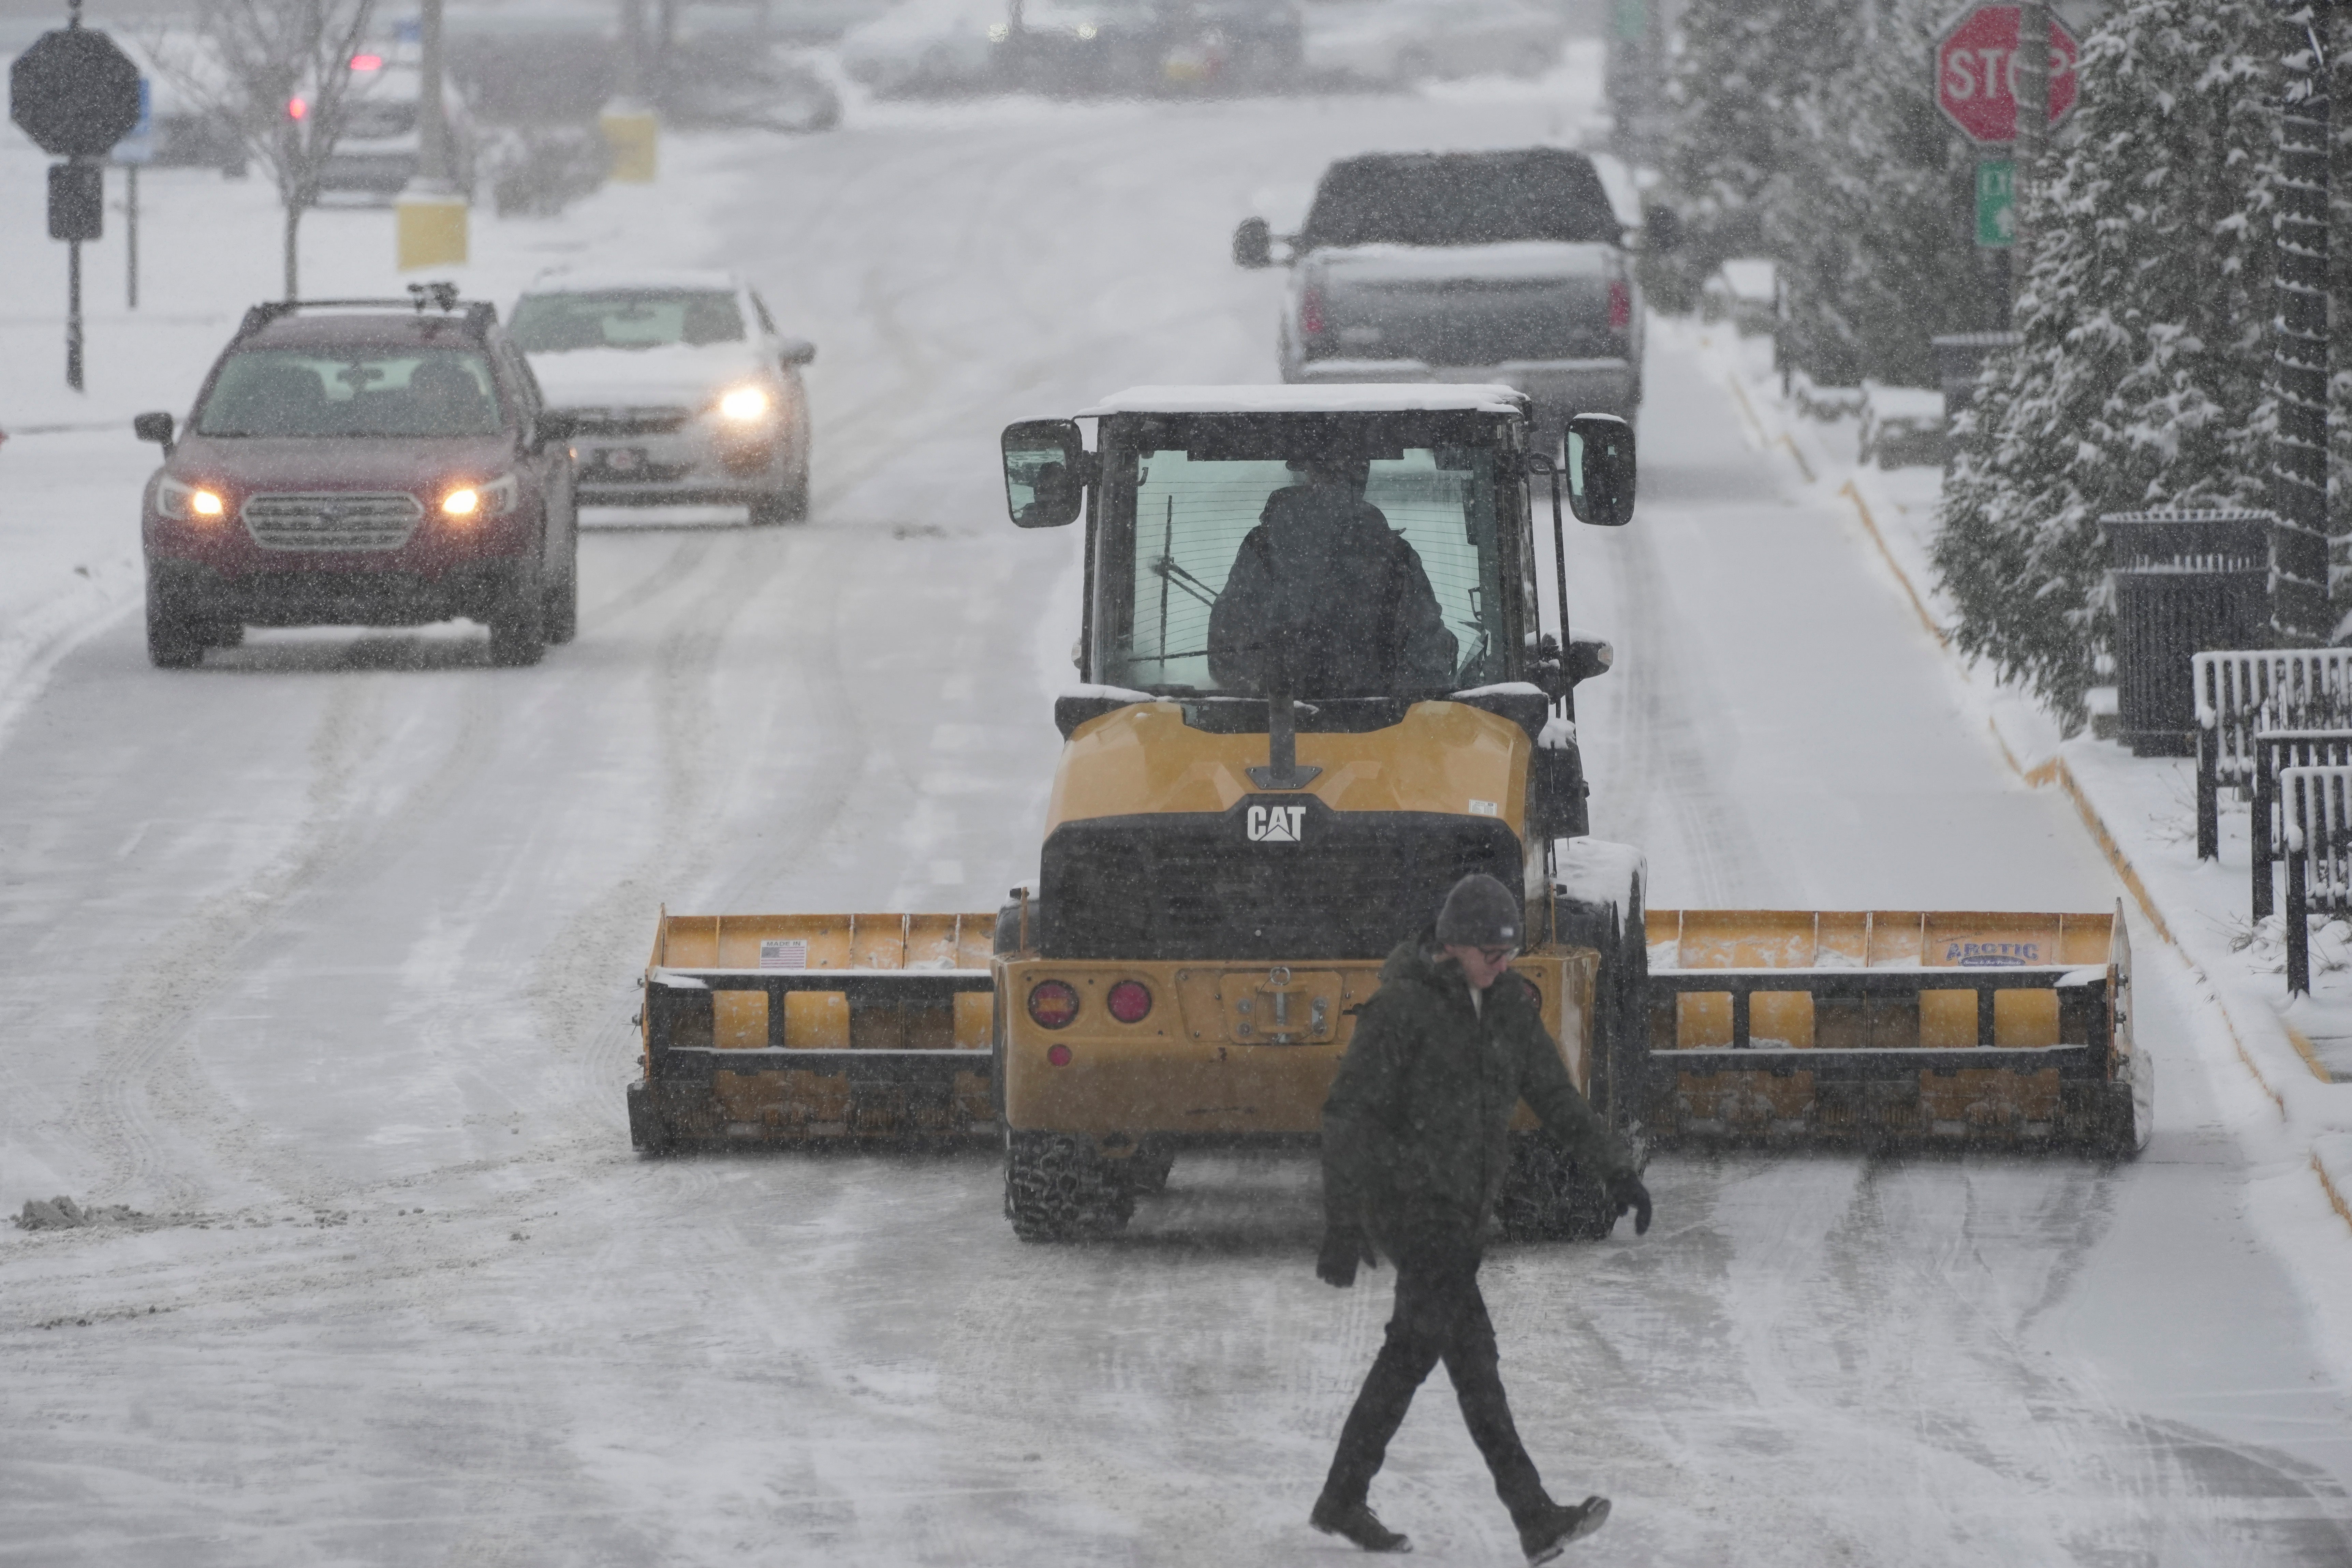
[[1937, 4, 2080, 145]]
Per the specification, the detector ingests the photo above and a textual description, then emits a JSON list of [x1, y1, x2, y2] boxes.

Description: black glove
[[1317, 1227, 1378, 1288], [1606, 1172, 1652, 1236]]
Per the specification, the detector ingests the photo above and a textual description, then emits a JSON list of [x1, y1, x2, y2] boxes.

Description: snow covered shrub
[[1650, 0, 1850, 315], [1935, 0, 2288, 725], [1764, 0, 2006, 388]]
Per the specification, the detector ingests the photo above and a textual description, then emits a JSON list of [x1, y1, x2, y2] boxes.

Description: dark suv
[[133, 291, 578, 668]]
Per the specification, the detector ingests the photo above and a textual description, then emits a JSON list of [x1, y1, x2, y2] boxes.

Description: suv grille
[[1040, 803, 1521, 962], [569, 406, 692, 437], [241, 491, 424, 552]]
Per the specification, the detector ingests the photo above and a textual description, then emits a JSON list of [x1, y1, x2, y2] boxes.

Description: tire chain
[[1003, 1133, 1137, 1242]]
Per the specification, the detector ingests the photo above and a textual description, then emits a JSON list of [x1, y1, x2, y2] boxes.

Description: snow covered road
[[5, 80, 2352, 1566]]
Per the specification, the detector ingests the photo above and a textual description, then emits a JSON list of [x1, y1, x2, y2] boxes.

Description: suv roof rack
[[233, 282, 498, 343]]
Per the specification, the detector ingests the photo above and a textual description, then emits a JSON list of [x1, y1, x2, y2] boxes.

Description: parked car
[[133, 292, 579, 668], [1303, 0, 1567, 85], [315, 54, 477, 202], [658, 36, 842, 131], [509, 269, 815, 524], [1240, 147, 1656, 433], [1700, 258, 1778, 336], [837, 0, 1009, 97]]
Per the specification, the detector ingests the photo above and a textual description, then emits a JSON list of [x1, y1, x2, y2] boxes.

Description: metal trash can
[[2103, 509, 2323, 757]]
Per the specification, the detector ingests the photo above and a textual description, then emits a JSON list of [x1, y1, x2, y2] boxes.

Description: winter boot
[[1518, 1496, 1609, 1564], [1310, 1494, 1413, 1553]]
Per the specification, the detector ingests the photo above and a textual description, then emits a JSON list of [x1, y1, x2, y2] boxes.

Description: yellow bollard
[[601, 109, 658, 184], [396, 189, 469, 269]]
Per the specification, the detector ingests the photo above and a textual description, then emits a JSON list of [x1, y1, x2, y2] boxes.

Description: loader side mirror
[[1003, 418, 1086, 529], [1233, 216, 1273, 269], [1566, 632, 1613, 683], [134, 411, 175, 453], [1565, 414, 1635, 527]]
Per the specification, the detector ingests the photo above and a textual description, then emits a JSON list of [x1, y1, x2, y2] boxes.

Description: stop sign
[[10, 28, 142, 158], [1936, 4, 2079, 145]]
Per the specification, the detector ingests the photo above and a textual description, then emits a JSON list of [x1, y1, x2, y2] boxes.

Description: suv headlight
[[441, 472, 521, 519], [157, 476, 227, 522], [716, 384, 774, 424]]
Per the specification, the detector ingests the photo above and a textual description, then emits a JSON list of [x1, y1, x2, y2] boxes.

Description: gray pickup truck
[[1235, 148, 1658, 433]]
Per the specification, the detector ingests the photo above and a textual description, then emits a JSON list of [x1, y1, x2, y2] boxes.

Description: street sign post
[[1936, 3, 2080, 144], [9, 6, 142, 390], [1975, 158, 2015, 248]]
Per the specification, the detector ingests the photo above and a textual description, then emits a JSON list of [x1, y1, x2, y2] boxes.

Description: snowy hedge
[[1935, 0, 2352, 725]]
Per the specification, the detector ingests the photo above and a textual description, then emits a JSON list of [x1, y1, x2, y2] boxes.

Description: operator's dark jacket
[[1206, 486, 1457, 697], [1322, 937, 1636, 1249]]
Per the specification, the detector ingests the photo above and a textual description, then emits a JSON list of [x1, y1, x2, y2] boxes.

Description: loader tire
[[1004, 1132, 1134, 1241], [1496, 1130, 1618, 1243]]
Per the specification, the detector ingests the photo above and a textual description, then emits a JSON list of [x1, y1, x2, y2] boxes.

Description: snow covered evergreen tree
[[1649, 0, 1852, 314], [1934, 0, 2291, 723], [1766, 0, 2004, 386]]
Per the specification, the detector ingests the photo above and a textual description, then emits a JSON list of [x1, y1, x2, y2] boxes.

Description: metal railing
[[2282, 763, 2352, 993], [2251, 731, 2352, 918], [2193, 649, 2352, 860]]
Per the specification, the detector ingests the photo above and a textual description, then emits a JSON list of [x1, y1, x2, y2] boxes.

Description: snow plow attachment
[[627, 912, 997, 1149], [1641, 906, 2147, 1154]]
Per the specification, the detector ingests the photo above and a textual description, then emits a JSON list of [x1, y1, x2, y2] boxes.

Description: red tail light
[[1028, 980, 1080, 1029], [1299, 285, 1325, 338], [1608, 279, 1632, 332], [1106, 980, 1152, 1024]]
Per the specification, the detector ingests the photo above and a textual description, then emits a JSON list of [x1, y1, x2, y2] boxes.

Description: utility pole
[[2011, 0, 2045, 296], [395, 0, 466, 266], [2273, 4, 2337, 556]]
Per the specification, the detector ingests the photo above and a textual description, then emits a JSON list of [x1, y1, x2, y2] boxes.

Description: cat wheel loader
[[627, 384, 2148, 1238]]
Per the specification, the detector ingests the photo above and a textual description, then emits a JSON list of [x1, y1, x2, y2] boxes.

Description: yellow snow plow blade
[[1641, 906, 2147, 1153], [626, 911, 998, 1149]]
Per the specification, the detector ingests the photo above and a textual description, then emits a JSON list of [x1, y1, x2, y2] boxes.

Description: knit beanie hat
[[1435, 873, 1522, 948]]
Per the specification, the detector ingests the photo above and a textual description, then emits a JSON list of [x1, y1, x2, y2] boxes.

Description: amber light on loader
[[1028, 980, 1080, 1029], [1106, 980, 1152, 1024]]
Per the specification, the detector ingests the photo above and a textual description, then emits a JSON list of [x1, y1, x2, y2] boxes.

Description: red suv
[[133, 291, 578, 668]]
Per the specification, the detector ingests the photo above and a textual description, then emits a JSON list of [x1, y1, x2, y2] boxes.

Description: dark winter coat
[[1205, 484, 1457, 697], [1321, 937, 1635, 1249]]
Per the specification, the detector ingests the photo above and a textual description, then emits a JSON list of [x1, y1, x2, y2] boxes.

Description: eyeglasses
[[1475, 947, 1517, 965]]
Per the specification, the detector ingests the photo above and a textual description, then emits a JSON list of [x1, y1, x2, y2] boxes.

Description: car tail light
[[1608, 279, 1632, 332], [1300, 285, 1325, 338], [1028, 980, 1080, 1029], [1106, 980, 1152, 1024]]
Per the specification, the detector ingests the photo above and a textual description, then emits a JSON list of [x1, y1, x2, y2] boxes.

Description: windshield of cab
[[508, 290, 747, 353], [194, 348, 504, 438], [1093, 413, 1516, 699]]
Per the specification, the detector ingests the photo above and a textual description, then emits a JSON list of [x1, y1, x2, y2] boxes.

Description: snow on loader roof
[[1079, 383, 1530, 416]]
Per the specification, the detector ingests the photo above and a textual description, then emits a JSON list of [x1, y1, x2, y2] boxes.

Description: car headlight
[[441, 472, 520, 520], [717, 384, 773, 424], [157, 476, 227, 522]]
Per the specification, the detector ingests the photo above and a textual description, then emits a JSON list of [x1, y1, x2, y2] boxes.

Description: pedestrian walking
[[1310, 872, 1651, 1562]]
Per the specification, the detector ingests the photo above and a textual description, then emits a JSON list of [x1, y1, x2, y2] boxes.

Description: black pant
[[1322, 1233, 1551, 1525]]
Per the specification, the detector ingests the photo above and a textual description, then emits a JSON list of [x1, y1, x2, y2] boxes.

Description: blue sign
[[112, 76, 153, 165]]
